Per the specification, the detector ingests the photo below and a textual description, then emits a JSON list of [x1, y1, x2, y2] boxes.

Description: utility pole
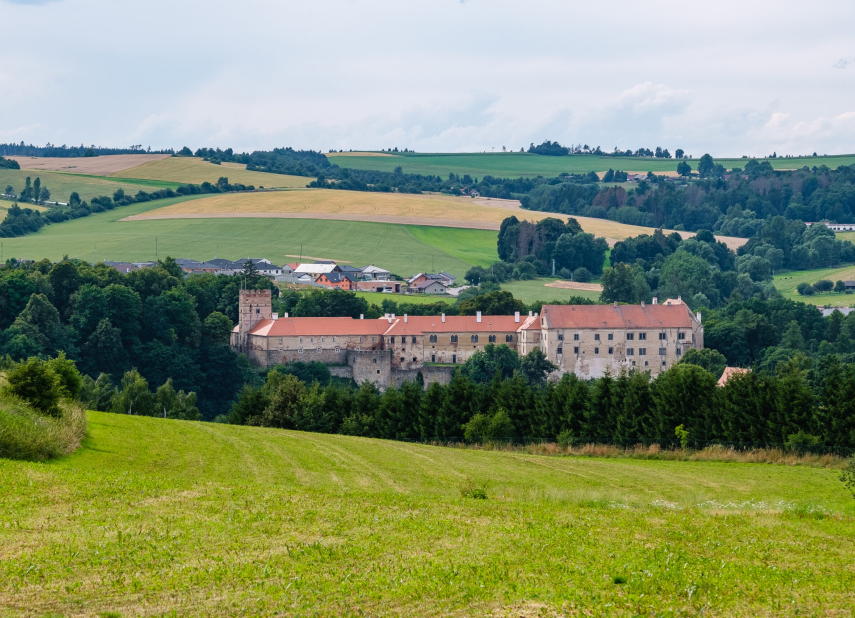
[[155, 237, 158, 256], [300, 244, 303, 262]]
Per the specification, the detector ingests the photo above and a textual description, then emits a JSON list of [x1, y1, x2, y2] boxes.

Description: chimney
[[652, 297, 658, 305], [284, 312, 288, 318], [696, 311, 702, 323], [678, 295, 682, 301], [359, 314, 364, 320], [391, 313, 395, 319], [476, 311, 482, 323], [441, 313, 446, 323], [528, 311, 533, 317], [614, 301, 618, 307], [404, 314, 408, 323], [272, 312, 279, 320], [640, 302, 645, 308], [515, 311, 520, 323], [387, 315, 392, 324]]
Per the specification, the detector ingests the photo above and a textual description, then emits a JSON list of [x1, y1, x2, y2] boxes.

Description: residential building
[[317, 272, 356, 290], [361, 265, 392, 281], [408, 272, 456, 287], [294, 263, 341, 279], [408, 279, 448, 294], [356, 280, 401, 293]]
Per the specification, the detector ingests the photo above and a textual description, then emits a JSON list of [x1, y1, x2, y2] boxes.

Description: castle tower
[[238, 289, 272, 351]]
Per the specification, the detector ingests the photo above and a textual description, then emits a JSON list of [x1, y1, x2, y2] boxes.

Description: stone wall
[[348, 349, 392, 388], [390, 365, 454, 388]]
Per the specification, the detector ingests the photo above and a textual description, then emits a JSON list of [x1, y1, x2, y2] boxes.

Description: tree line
[[527, 140, 679, 158], [0, 143, 172, 157], [0, 177, 256, 238], [219, 343, 855, 452]]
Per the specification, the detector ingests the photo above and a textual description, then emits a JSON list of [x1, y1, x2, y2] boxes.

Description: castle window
[[377, 370, 380, 374], [557, 347, 563, 355], [608, 347, 613, 354], [659, 333, 666, 340], [608, 333, 613, 341], [279, 338, 283, 343], [488, 335, 496, 343], [594, 347, 599, 354], [335, 346, 340, 352], [627, 348, 634, 355], [333, 337, 336, 342], [573, 333, 579, 341], [390, 336, 395, 344], [505, 335, 513, 342], [300, 337, 303, 343], [558, 333, 564, 341], [431, 354, 436, 362], [412, 336, 417, 344], [373, 358, 377, 364], [676, 347, 682, 356], [678, 332, 685, 340], [573, 346, 579, 354], [401, 357, 405, 363], [298, 348, 303, 354], [317, 347, 321, 353], [356, 346, 360, 351], [359, 337, 364, 343], [429, 335, 437, 343], [413, 357, 417, 362], [256, 308, 260, 314], [639, 333, 647, 340], [626, 333, 634, 340], [451, 335, 458, 343], [594, 334, 600, 341], [471, 335, 478, 343], [639, 348, 646, 355], [659, 347, 666, 355]]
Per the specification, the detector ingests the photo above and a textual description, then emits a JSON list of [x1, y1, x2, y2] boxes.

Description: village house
[[408, 279, 448, 294], [361, 265, 392, 281], [316, 272, 356, 290]]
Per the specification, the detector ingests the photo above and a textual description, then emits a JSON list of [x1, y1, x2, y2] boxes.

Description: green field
[[1, 411, 852, 616], [0, 197, 499, 279], [774, 264, 855, 305], [0, 168, 177, 204], [328, 152, 855, 179], [354, 291, 453, 306], [501, 278, 602, 304]]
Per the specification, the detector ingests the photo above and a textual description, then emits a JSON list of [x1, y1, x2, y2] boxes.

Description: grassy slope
[[1, 411, 852, 616], [0, 197, 498, 278], [328, 151, 855, 178], [355, 291, 452, 305], [0, 168, 175, 203], [774, 264, 855, 305], [501, 279, 601, 304], [113, 156, 311, 188]]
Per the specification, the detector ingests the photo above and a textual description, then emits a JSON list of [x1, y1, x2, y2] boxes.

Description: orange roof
[[384, 314, 526, 335], [541, 304, 694, 329], [717, 366, 749, 387], [248, 317, 390, 337]]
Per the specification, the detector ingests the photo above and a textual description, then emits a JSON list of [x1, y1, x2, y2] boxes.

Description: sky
[[1, 0, 855, 157]]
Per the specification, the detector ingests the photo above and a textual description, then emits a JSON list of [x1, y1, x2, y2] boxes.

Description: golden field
[[112, 157, 310, 188], [124, 189, 747, 247]]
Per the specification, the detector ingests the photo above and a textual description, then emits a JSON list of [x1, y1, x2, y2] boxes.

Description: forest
[[0, 143, 172, 157]]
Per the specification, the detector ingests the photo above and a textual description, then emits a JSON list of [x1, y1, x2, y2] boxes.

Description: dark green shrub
[[5, 357, 62, 416]]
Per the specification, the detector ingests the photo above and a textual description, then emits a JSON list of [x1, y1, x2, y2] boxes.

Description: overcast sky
[[1, 0, 854, 157]]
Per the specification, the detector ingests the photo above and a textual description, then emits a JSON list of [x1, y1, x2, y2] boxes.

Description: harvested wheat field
[[123, 189, 671, 242], [112, 156, 310, 188], [326, 151, 399, 157], [544, 280, 604, 292], [9, 154, 171, 175]]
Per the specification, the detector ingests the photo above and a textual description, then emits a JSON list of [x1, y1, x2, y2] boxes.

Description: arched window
[[471, 335, 479, 343], [429, 335, 437, 343], [505, 335, 513, 342], [450, 335, 458, 343], [488, 335, 496, 343]]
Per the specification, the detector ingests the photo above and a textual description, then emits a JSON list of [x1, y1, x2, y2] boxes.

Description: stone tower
[[237, 289, 272, 352]]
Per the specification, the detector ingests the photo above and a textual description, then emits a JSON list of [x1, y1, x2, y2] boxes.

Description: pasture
[[0, 411, 852, 616], [773, 264, 855, 305], [0, 197, 499, 278], [501, 278, 602, 304], [113, 156, 311, 188], [327, 151, 855, 179], [0, 168, 175, 204]]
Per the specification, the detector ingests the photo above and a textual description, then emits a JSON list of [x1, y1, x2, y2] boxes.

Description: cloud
[[1, 0, 63, 4], [833, 55, 855, 69]]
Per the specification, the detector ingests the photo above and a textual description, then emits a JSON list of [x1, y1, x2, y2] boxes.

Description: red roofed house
[[717, 366, 749, 387], [316, 272, 356, 290]]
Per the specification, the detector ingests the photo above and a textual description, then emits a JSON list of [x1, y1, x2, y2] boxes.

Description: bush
[[0, 395, 86, 460], [5, 358, 63, 416], [796, 282, 815, 296], [572, 267, 593, 283], [814, 279, 834, 294]]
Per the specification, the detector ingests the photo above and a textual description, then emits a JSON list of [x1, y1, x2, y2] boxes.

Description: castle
[[231, 290, 704, 388]]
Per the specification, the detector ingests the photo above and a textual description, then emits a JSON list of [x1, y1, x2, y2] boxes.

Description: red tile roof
[[248, 317, 390, 337], [541, 304, 694, 329], [384, 315, 524, 335], [717, 366, 749, 387]]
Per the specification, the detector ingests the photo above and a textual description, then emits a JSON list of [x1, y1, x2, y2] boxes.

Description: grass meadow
[[112, 156, 311, 188], [0, 411, 852, 616], [327, 151, 855, 178], [0, 168, 175, 204], [0, 196, 500, 279], [500, 279, 602, 304], [354, 291, 453, 306], [773, 264, 855, 305]]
